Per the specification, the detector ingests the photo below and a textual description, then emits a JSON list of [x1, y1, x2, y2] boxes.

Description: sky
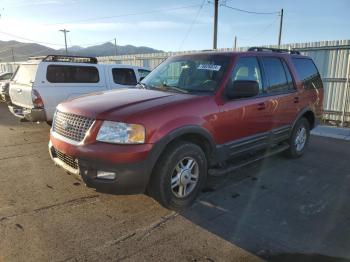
[[0, 0, 349, 52]]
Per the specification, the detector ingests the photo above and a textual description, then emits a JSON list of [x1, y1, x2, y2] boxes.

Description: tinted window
[[0, 73, 12, 80], [112, 68, 137, 85], [46, 65, 99, 83], [138, 69, 151, 79], [282, 60, 295, 90], [292, 58, 323, 89], [231, 57, 263, 91], [262, 57, 292, 93]]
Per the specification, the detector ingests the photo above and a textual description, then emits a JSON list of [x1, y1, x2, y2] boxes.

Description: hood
[[57, 88, 192, 120]]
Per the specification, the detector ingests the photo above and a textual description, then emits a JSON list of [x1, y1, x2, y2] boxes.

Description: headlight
[[96, 121, 145, 144]]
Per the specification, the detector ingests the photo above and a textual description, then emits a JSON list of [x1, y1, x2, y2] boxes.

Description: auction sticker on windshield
[[197, 64, 221, 71]]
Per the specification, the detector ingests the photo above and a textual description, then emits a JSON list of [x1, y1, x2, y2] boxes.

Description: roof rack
[[248, 47, 301, 55], [42, 55, 98, 64]]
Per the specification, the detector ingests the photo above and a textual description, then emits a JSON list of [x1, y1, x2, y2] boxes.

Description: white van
[[8, 55, 150, 123]]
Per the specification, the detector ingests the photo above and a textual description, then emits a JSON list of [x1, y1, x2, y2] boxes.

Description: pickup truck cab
[[49, 48, 323, 210], [8, 55, 150, 123]]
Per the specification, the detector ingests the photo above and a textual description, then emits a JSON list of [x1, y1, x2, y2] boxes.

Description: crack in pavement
[[0, 141, 47, 148], [0, 195, 99, 222], [60, 212, 179, 261], [0, 153, 41, 161]]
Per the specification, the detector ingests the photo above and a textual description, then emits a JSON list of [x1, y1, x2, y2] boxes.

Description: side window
[[0, 73, 12, 80], [231, 57, 263, 91], [281, 60, 295, 90], [112, 68, 137, 85], [262, 57, 291, 93], [292, 58, 323, 89], [138, 69, 151, 79], [46, 65, 99, 83]]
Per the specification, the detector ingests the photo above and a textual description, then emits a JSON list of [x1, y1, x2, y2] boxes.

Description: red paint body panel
[[51, 51, 324, 167]]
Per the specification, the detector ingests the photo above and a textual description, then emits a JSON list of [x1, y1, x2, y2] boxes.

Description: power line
[[220, 3, 280, 15], [44, 4, 205, 25], [178, 0, 206, 51], [238, 16, 280, 42], [0, 30, 64, 46]]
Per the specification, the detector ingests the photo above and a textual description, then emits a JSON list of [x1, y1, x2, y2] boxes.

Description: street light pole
[[59, 29, 70, 54]]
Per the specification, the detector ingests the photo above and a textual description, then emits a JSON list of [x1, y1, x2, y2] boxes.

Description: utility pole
[[278, 9, 284, 47], [114, 38, 117, 57], [11, 48, 15, 63], [59, 29, 70, 54], [233, 36, 237, 51], [213, 0, 219, 49]]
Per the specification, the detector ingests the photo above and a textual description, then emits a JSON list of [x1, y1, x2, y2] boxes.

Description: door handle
[[294, 97, 299, 103], [257, 102, 266, 110], [17, 88, 22, 94]]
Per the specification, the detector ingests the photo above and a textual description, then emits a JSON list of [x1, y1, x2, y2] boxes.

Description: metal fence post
[[341, 53, 350, 127]]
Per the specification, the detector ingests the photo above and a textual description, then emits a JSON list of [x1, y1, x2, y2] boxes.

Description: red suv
[[49, 48, 323, 210]]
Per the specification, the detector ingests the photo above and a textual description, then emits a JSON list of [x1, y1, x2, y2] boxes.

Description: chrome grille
[[53, 147, 78, 170], [53, 110, 94, 142]]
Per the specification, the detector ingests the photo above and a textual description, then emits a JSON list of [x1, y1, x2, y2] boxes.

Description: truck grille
[[53, 110, 94, 142], [53, 147, 78, 170]]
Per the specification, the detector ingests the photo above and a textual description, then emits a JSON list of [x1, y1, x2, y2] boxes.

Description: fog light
[[96, 171, 116, 180]]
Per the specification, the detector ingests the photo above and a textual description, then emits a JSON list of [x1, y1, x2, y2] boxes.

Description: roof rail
[[248, 47, 301, 55], [28, 56, 47, 61], [42, 55, 98, 64]]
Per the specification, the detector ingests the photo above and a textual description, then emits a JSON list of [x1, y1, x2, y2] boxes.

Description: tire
[[46, 121, 52, 126], [285, 117, 310, 158], [148, 141, 207, 211]]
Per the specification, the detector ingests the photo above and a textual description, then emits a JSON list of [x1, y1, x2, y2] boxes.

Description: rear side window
[[112, 68, 137, 85], [262, 57, 293, 93], [46, 65, 99, 83], [292, 58, 323, 89], [138, 69, 151, 79]]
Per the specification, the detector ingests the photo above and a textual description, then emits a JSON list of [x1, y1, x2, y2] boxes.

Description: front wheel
[[285, 117, 310, 158], [148, 141, 207, 211]]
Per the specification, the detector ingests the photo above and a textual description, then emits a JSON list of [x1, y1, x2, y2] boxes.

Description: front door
[[217, 56, 274, 157]]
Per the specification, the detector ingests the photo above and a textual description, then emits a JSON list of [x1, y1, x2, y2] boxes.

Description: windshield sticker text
[[197, 64, 221, 71]]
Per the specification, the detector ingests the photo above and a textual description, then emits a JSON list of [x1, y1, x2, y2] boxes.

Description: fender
[[147, 125, 218, 172]]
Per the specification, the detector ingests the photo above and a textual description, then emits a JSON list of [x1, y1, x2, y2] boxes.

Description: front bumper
[[8, 105, 46, 122], [48, 137, 157, 194]]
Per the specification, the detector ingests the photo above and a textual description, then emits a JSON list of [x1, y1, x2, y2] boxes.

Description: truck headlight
[[96, 121, 145, 144]]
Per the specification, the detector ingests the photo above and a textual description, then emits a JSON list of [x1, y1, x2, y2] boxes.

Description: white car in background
[[8, 55, 151, 124]]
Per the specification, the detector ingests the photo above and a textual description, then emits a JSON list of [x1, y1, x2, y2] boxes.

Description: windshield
[[141, 55, 231, 94], [12, 64, 38, 85]]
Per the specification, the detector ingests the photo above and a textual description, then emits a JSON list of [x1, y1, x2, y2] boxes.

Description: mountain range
[[0, 40, 162, 62]]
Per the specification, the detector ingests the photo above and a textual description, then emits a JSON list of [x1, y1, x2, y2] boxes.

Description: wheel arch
[[293, 107, 316, 130]]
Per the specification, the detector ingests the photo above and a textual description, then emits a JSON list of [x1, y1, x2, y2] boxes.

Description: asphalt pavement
[[0, 102, 349, 262]]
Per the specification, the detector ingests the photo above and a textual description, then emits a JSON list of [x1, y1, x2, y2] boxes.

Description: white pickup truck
[[8, 55, 150, 123]]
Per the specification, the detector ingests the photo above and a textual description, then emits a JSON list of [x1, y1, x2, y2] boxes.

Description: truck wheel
[[148, 141, 207, 211], [285, 117, 310, 158]]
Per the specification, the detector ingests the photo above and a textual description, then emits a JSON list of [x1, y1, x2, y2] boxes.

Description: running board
[[208, 143, 290, 177]]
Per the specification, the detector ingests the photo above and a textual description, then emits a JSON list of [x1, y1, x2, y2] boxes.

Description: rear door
[[9, 63, 39, 108], [260, 56, 299, 134]]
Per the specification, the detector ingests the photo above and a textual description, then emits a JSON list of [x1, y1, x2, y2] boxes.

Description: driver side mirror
[[226, 80, 259, 99]]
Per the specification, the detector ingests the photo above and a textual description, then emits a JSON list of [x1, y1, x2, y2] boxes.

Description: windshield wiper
[[160, 83, 188, 94]]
